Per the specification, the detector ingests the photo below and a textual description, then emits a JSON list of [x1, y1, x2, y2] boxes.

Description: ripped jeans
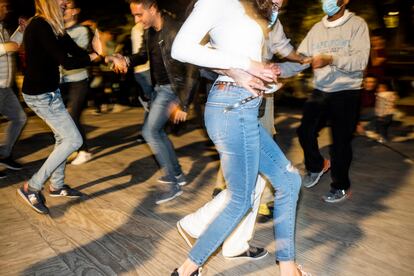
[[188, 83, 301, 265]]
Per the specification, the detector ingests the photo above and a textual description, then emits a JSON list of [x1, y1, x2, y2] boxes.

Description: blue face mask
[[268, 3, 279, 28], [322, 0, 341, 17]]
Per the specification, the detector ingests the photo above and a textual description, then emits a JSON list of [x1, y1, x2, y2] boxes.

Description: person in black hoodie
[[17, 0, 101, 214], [106, 0, 198, 205]]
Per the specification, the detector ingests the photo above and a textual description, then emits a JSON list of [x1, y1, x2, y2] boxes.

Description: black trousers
[[297, 89, 361, 190], [60, 79, 89, 151]]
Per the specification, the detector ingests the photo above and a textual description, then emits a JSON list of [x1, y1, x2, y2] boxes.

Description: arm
[[172, 0, 249, 70], [330, 20, 370, 72]]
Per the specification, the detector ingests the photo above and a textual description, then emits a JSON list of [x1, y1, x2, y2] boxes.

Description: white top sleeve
[[171, 0, 250, 70]]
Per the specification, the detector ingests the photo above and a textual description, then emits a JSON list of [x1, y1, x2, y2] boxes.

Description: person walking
[[17, 0, 101, 214]]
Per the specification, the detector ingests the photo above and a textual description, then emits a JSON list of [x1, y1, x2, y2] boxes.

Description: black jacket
[[128, 14, 198, 111]]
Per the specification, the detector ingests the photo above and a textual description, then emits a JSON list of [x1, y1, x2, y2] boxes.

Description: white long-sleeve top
[[172, 0, 264, 82]]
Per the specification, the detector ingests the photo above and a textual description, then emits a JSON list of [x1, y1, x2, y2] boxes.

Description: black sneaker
[[0, 171, 6, 179], [49, 185, 83, 198], [171, 267, 202, 276], [225, 246, 268, 261], [211, 187, 223, 198], [155, 185, 183, 204], [0, 156, 23, 170], [136, 134, 146, 144], [17, 187, 49, 214], [322, 188, 351, 203]]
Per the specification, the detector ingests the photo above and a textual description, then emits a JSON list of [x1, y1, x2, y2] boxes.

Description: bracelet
[[123, 56, 131, 68]]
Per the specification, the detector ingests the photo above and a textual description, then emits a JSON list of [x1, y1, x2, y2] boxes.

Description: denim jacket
[[128, 14, 198, 111]]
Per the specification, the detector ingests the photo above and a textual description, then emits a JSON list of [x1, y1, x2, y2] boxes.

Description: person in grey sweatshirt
[[278, 0, 370, 203]]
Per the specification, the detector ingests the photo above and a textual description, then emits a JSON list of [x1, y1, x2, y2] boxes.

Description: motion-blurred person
[[171, 0, 305, 275], [131, 22, 153, 143], [375, 80, 398, 143], [107, 0, 197, 205], [0, 0, 27, 178], [279, 0, 370, 203], [17, 0, 101, 214], [60, 0, 93, 165]]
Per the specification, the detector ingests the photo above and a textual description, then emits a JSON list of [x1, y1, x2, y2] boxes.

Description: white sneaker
[[71, 151, 92, 165]]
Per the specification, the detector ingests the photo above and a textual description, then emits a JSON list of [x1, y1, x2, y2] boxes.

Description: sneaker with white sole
[[71, 151, 92, 165], [49, 185, 83, 198], [158, 173, 187, 186], [322, 188, 351, 203], [17, 187, 49, 214], [303, 159, 330, 188], [155, 185, 183, 204]]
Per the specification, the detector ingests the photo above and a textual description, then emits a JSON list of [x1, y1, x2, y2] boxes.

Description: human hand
[[4, 42, 19, 53], [247, 60, 276, 83], [106, 54, 128, 74], [18, 17, 27, 32], [311, 54, 333, 69], [224, 68, 266, 96], [170, 104, 188, 124]]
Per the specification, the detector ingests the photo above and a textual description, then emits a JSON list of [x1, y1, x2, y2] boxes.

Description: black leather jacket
[[128, 14, 198, 111]]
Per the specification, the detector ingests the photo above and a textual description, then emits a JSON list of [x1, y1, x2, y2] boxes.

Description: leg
[[141, 85, 181, 181], [23, 91, 82, 191], [328, 90, 360, 190], [0, 88, 27, 158], [179, 175, 267, 256], [258, 125, 301, 261], [64, 80, 90, 151], [297, 90, 328, 173], [187, 87, 261, 266]]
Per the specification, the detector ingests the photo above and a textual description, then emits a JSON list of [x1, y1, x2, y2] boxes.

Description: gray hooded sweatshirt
[[279, 10, 370, 92]]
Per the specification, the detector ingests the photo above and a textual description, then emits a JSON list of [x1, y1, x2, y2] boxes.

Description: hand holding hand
[[311, 54, 333, 69], [247, 60, 276, 83], [106, 54, 128, 74]]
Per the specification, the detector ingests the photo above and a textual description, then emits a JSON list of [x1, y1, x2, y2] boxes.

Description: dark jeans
[[60, 79, 89, 151], [375, 115, 393, 139], [297, 89, 361, 190]]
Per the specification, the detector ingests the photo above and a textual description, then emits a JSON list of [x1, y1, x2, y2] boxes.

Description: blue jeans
[[0, 88, 27, 158], [188, 84, 301, 265], [142, 85, 182, 182], [134, 70, 154, 101], [23, 90, 82, 191]]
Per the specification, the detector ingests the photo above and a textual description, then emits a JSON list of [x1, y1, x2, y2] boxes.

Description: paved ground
[[0, 105, 413, 276]]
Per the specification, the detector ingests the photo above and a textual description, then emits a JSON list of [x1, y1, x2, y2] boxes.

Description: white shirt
[[172, 0, 263, 81]]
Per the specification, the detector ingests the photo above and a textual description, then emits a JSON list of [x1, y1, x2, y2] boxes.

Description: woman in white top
[[171, 0, 304, 275]]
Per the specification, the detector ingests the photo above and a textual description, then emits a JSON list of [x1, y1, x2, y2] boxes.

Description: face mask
[[267, 3, 279, 28], [322, 0, 341, 17]]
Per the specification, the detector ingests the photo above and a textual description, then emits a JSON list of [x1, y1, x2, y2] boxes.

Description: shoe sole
[[155, 190, 183, 205], [304, 161, 331, 189], [0, 163, 22, 170], [17, 189, 49, 214], [158, 179, 187, 186], [224, 250, 269, 261], [0, 175, 6, 179], [177, 221, 194, 248], [49, 194, 82, 198]]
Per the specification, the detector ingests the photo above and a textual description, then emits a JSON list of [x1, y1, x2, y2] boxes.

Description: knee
[[67, 131, 83, 151]]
